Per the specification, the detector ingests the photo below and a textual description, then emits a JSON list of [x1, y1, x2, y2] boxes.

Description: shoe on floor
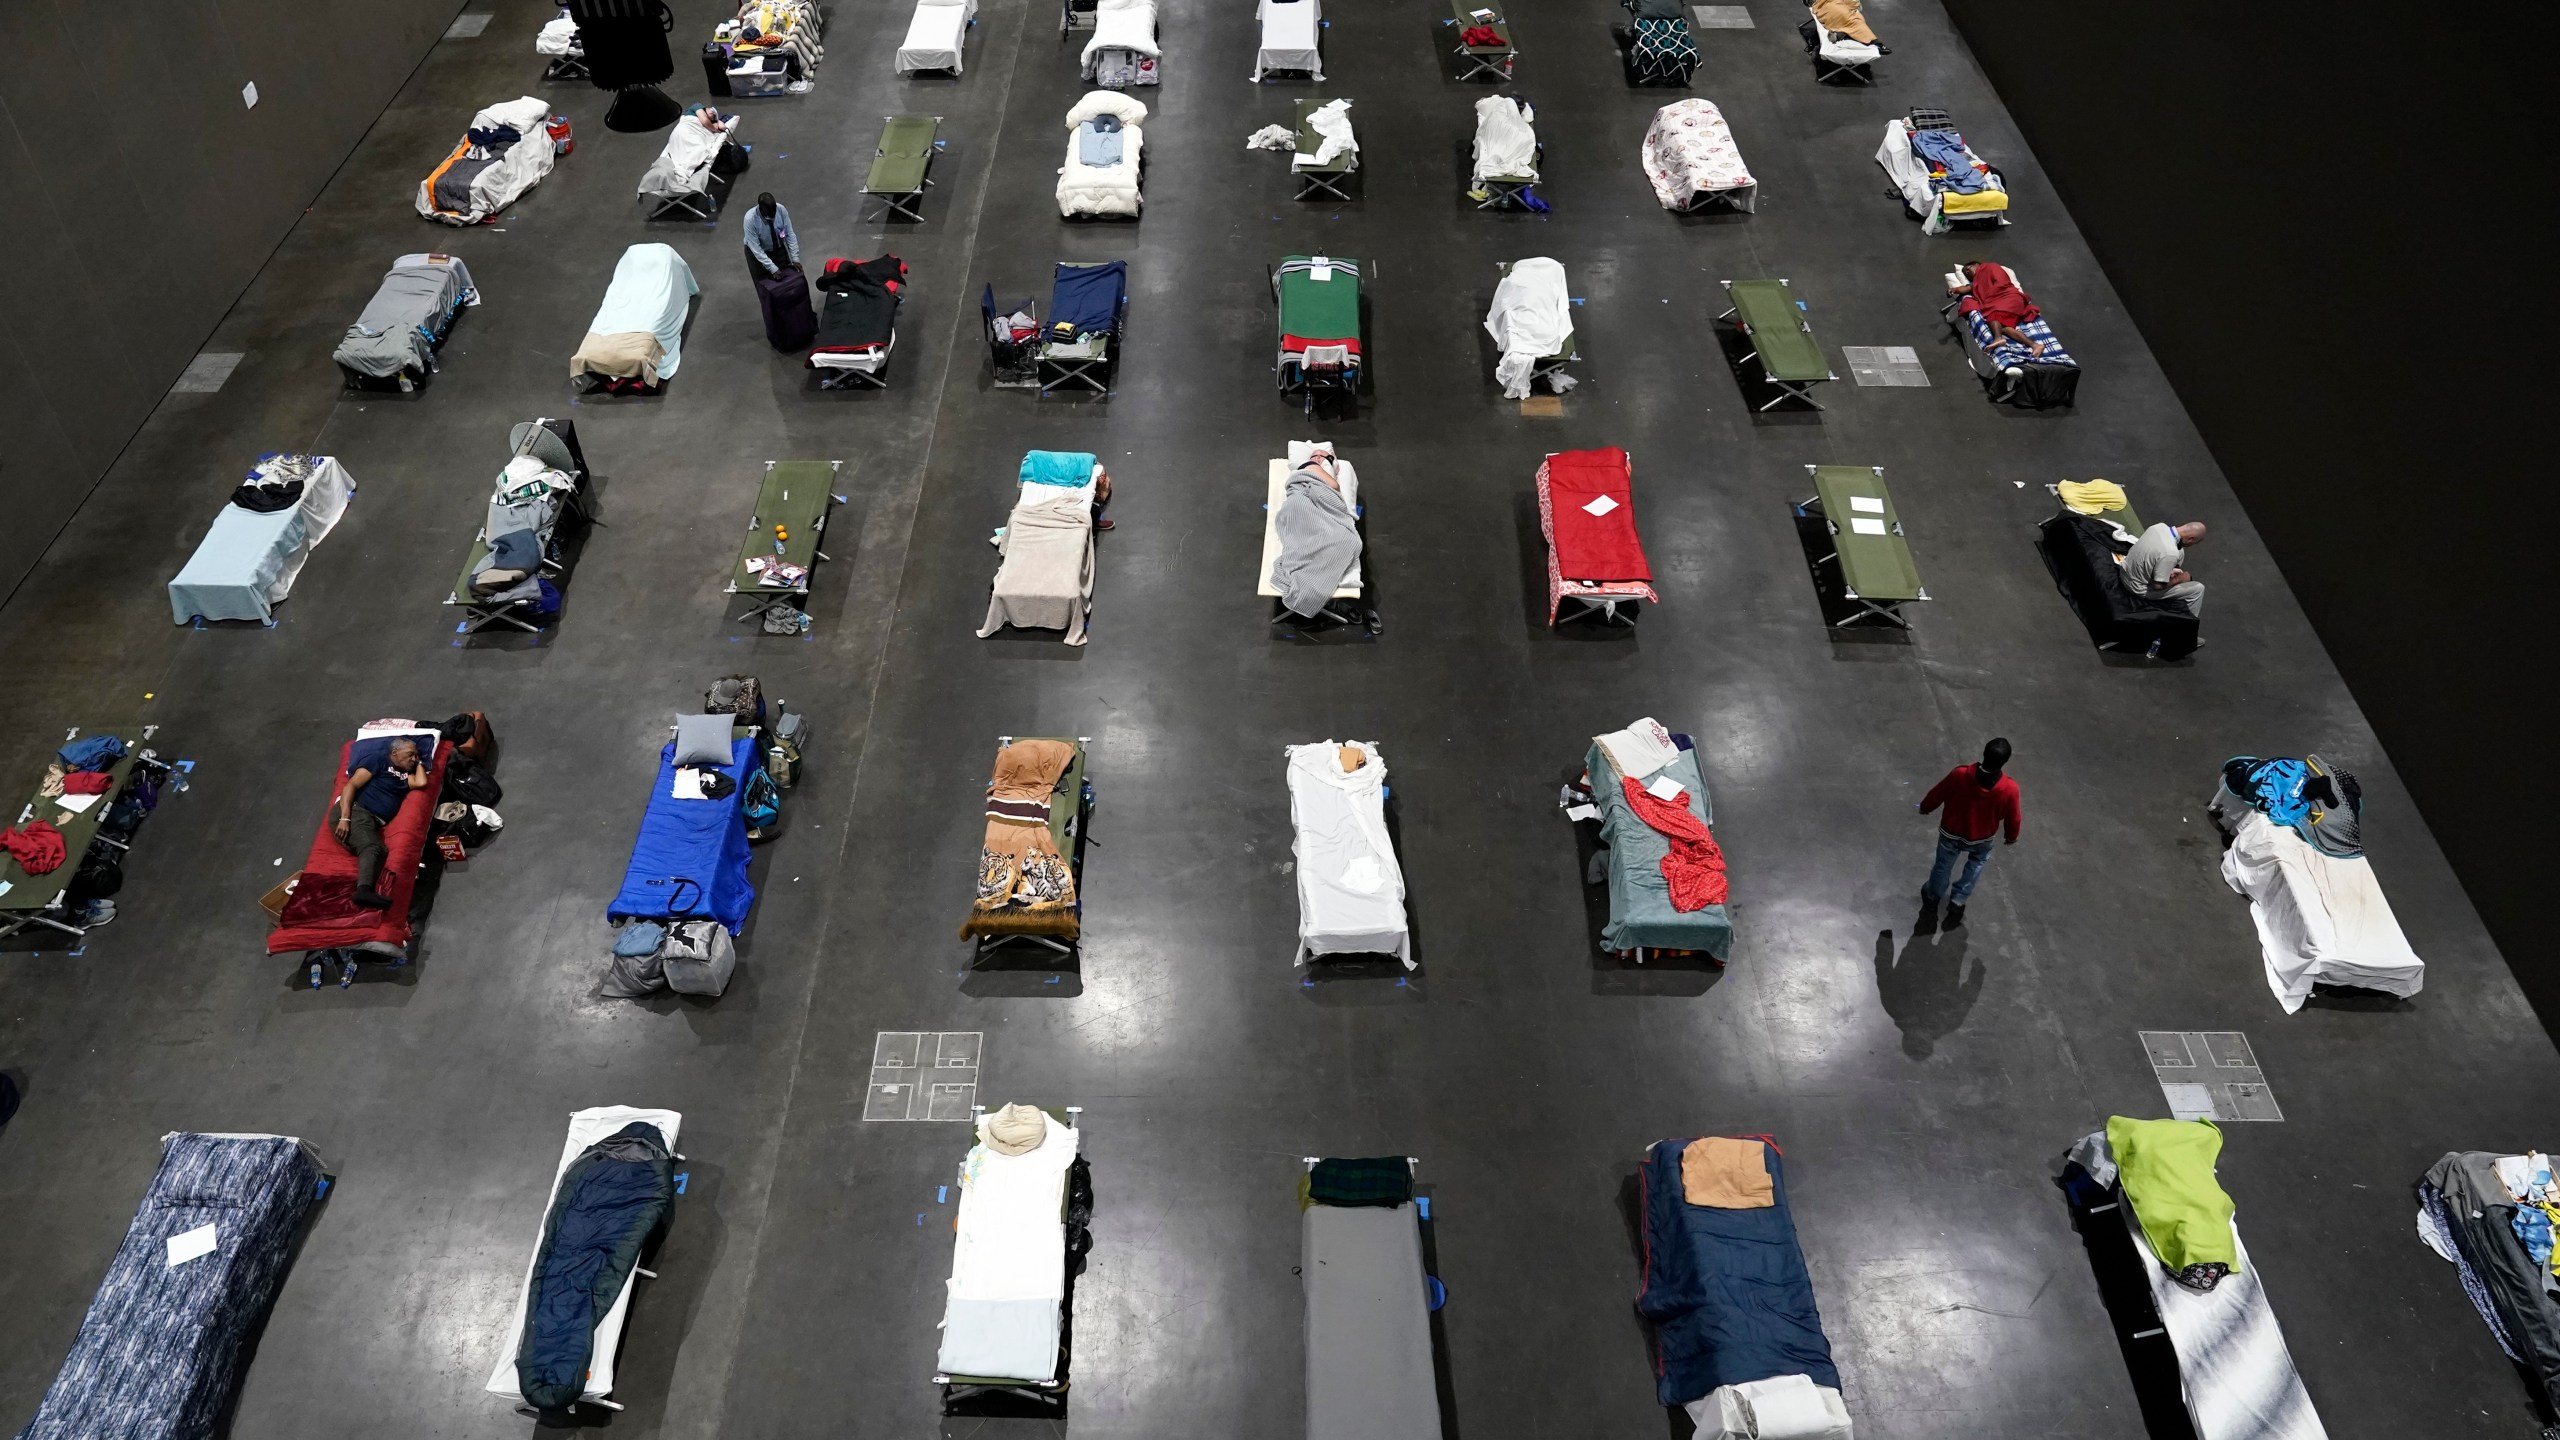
[[1095, 517, 1115, 531], [82, 901, 116, 928], [1943, 902, 1966, 927], [353, 889, 392, 910]]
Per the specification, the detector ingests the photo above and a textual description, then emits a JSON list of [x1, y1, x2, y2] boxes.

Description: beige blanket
[[569, 330, 666, 384], [978, 493, 1094, 645]]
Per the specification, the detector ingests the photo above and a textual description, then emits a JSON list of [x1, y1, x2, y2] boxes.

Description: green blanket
[[1277, 257, 1361, 344], [2107, 1116, 2239, 1274]]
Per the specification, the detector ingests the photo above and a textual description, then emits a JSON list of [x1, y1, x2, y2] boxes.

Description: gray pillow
[[673, 712, 735, 768]]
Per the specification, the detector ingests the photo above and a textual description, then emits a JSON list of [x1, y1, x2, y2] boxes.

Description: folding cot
[[536, 8, 586, 80], [1581, 718, 1732, 963], [1637, 1135, 1850, 1434], [1253, 0, 1323, 81], [2208, 755, 2423, 1012], [1080, 0, 1161, 89], [979, 453, 1100, 644], [1273, 255, 1363, 414], [417, 97, 557, 225], [606, 725, 761, 934], [485, 1107, 681, 1416], [896, 0, 978, 73], [1301, 1155, 1441, 1439], [1450, 0, 1515, 80], [2418, 1149, 2560, 1426], [1718, 279, 1835, 410], [1469, 95, 1541, 209], [726, 460, 839, 625], [1621, 0, 1696, 85], [1287, 741, 1410, 967], [863, 115, 941, 222], [935, 1104, 1091, 1414], [1796, 465, 1926, 629], [168, 453, 357, 626], [960, 737, 1092, 960], [335, 252, 477, 390], [449, 418, 590, 635], [0, 726, 171, 944], [1876, 109, 2007, 233], [1538, 447, 1656, 627], [14, 1133, 328, 1440], [809, 258, 907, 388], [266, 722, 453, 982], [1038, 260, 1128, 395], [1943, 263, 2078, 407], [1487, 258, 1575, 398], [569, 244, 699, 394], [1289, 97, 1358, 200], [2060, 1121, 2329, 1440], [1058, 91, 1149, 218], [1642, 99, 1756, 213], [637, 109, 743, 220], [2034, 483, 2198, 658], [1261, 444, 1366, 628], [1798, 0, 1882, 84]]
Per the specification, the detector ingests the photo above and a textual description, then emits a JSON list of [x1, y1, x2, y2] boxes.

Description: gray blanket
[[978, 494, 1094, 645], [433, 151, 499, 218], [1270, 467, 1361, 618], [334, 264, 465, 377]]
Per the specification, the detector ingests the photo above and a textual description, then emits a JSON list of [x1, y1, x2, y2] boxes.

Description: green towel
[[2108, 1116, 2239, 1274]]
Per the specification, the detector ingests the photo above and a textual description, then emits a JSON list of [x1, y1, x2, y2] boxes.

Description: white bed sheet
[[1083, 0, 1160, 66], [166, 456, 357, 626], [638, 112, 737, 200], [936, 1113, 1080, 1381], [2123, 1198, 2328, 1440], [810, 331, 895, 372], [1057, 91, 1149, 216], [484, 1106, 683, 1406], [1258, 455, 1362, 599], [1872, 119, 2006, 234], [587, 244, 701, 380], [2220, 812, 2424, 1013], [1471, 96, 1538, 185], [896, 0, 977, 72], [1253, 0, 1322, 79], [418, 97, 556, 224], [1289, 739, 1410, 966], [1485, 257, 1572, 399]]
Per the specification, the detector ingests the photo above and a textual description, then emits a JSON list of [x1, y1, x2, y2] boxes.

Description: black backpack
[[443, 753, 503, 808], [66, 840, 123, 904]]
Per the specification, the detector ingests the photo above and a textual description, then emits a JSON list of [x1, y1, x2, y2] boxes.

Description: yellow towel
[[1940, 188, 2009, 216], [2058, 479, 2127, 515]]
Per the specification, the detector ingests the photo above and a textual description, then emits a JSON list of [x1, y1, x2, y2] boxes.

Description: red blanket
[[1281, 334, 1363, 358], [1546, 448, 1651, 582], [267, 739, 448, 954], [1964, 262, 2038, 328], [1620, 777, 1727, 911]]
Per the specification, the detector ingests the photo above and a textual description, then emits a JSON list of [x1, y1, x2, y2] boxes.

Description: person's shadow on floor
[[1872, 924, 1984, 1059]]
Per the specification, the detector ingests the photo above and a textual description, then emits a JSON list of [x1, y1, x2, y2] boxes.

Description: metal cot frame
[[864, 115, 943, 222], [1450, 0, 1515, 80], [1718, 277, 1837, 411], [725, 460, 841, 624], [1796, 464, 1928, 629]]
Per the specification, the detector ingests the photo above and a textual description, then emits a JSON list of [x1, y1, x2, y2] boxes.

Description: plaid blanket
[[1309, 1156, 1414, 1207], [1963, 305, 2076, 371]]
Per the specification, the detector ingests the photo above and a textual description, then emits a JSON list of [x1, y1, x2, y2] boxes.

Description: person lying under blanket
[[1808, 0, 1887, 50], [1948, 262, 2046, 356]]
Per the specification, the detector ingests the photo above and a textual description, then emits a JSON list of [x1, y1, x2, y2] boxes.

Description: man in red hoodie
[[1917, 737, 2022, 926]]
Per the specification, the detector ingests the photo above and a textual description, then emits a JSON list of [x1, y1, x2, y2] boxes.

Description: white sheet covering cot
[[1471, 95, 1537, 186], [1082, 0, 1162, 84], [1641, 98, 1756, 212], [936, 1112, 1081, 1380], [1057, 91, 1149, 217], [1485, 257, 1573, 399], [637, 112, 738, 201], [1288, 740, 1410, 967], [2219, 811, 2424, 1013], [896, 0, 977, 72], [419, 97, 556, 225], [1253, 0, 1322, 80], [484, 1106, 683, 1408], [1258, 452, 1362, 601]]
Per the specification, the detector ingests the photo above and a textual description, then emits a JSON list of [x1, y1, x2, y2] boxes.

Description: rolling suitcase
[[756, 267, 817, 352]]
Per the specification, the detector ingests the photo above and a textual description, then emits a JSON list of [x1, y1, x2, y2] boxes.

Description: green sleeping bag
[[2107, 1115, 2239, 1274]]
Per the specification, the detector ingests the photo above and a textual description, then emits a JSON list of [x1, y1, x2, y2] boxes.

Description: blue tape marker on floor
[[176, 761, 195, 772], [68, 947, 85, 958], [916, 1212, 926, 1225], [937, 1185, 948, 1203], [833, 493, 848, 503], [1417, 1196, 1431, 1219], [1045, 975, 1061, 984], [675, 1172, 689, 1194], [1395, 977, 1407, 987]]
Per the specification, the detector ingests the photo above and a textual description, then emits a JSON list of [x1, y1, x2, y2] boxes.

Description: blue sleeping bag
[[1636, 1137, 1839, 1406], [606, 736, 757, 933], [516, 1121, 675, 1411]]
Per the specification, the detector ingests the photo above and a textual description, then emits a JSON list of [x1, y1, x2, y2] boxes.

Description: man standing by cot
[[1917, 738, 2022, 927]]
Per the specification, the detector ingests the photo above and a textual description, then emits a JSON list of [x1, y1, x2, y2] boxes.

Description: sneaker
[[1095, 517, 1115, 532], [1943, 902, 1966, 927], [81, 900, 117, 928], [353, 889, 392, 910]]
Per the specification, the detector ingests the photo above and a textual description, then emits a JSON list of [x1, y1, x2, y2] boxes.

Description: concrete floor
[[2, 1, 2551, 1437]]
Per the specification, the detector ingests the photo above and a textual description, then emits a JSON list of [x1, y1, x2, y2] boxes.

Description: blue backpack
[[742, 768, 781, 834]]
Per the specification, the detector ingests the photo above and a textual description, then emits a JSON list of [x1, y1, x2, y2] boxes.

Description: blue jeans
[[1924, 831, 1997, 905]]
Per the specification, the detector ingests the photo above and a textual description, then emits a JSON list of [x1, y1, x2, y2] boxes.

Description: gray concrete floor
[[2, 1, 2550, 1437]]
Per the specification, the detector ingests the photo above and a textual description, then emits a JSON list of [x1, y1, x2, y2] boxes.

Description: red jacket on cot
[[1921, 765, 2022, 844]]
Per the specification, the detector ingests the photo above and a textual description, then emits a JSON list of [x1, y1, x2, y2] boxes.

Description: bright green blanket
[[2108, 1116, 2239, 1273]]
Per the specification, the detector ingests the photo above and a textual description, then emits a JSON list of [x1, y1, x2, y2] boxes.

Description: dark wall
[[0, 1, 463, 592], [1940, 6, 2543, 1014]]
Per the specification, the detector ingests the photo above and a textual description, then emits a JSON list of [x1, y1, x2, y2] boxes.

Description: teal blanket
[[1591, 741, 1733, 959], [1020, 450, 1097, 487]]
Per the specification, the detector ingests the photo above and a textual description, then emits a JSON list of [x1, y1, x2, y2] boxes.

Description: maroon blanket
[[1546, 448, 1651, 582], [267, 738, 448, 954]]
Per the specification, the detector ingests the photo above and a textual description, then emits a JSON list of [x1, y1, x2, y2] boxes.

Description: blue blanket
[[1078, 117, 1124, 166], [1911, 129, 1985, 192], [1962, 305, 2076, 371], [1049, 261, 1127, 340], [1636, 1138, 1839, 1406], [606, 736, 756, 933]]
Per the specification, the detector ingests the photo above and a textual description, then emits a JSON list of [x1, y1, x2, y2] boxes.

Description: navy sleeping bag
[[1636, 1137, 1839, 1407], [515, 1122, 675, 1411]]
